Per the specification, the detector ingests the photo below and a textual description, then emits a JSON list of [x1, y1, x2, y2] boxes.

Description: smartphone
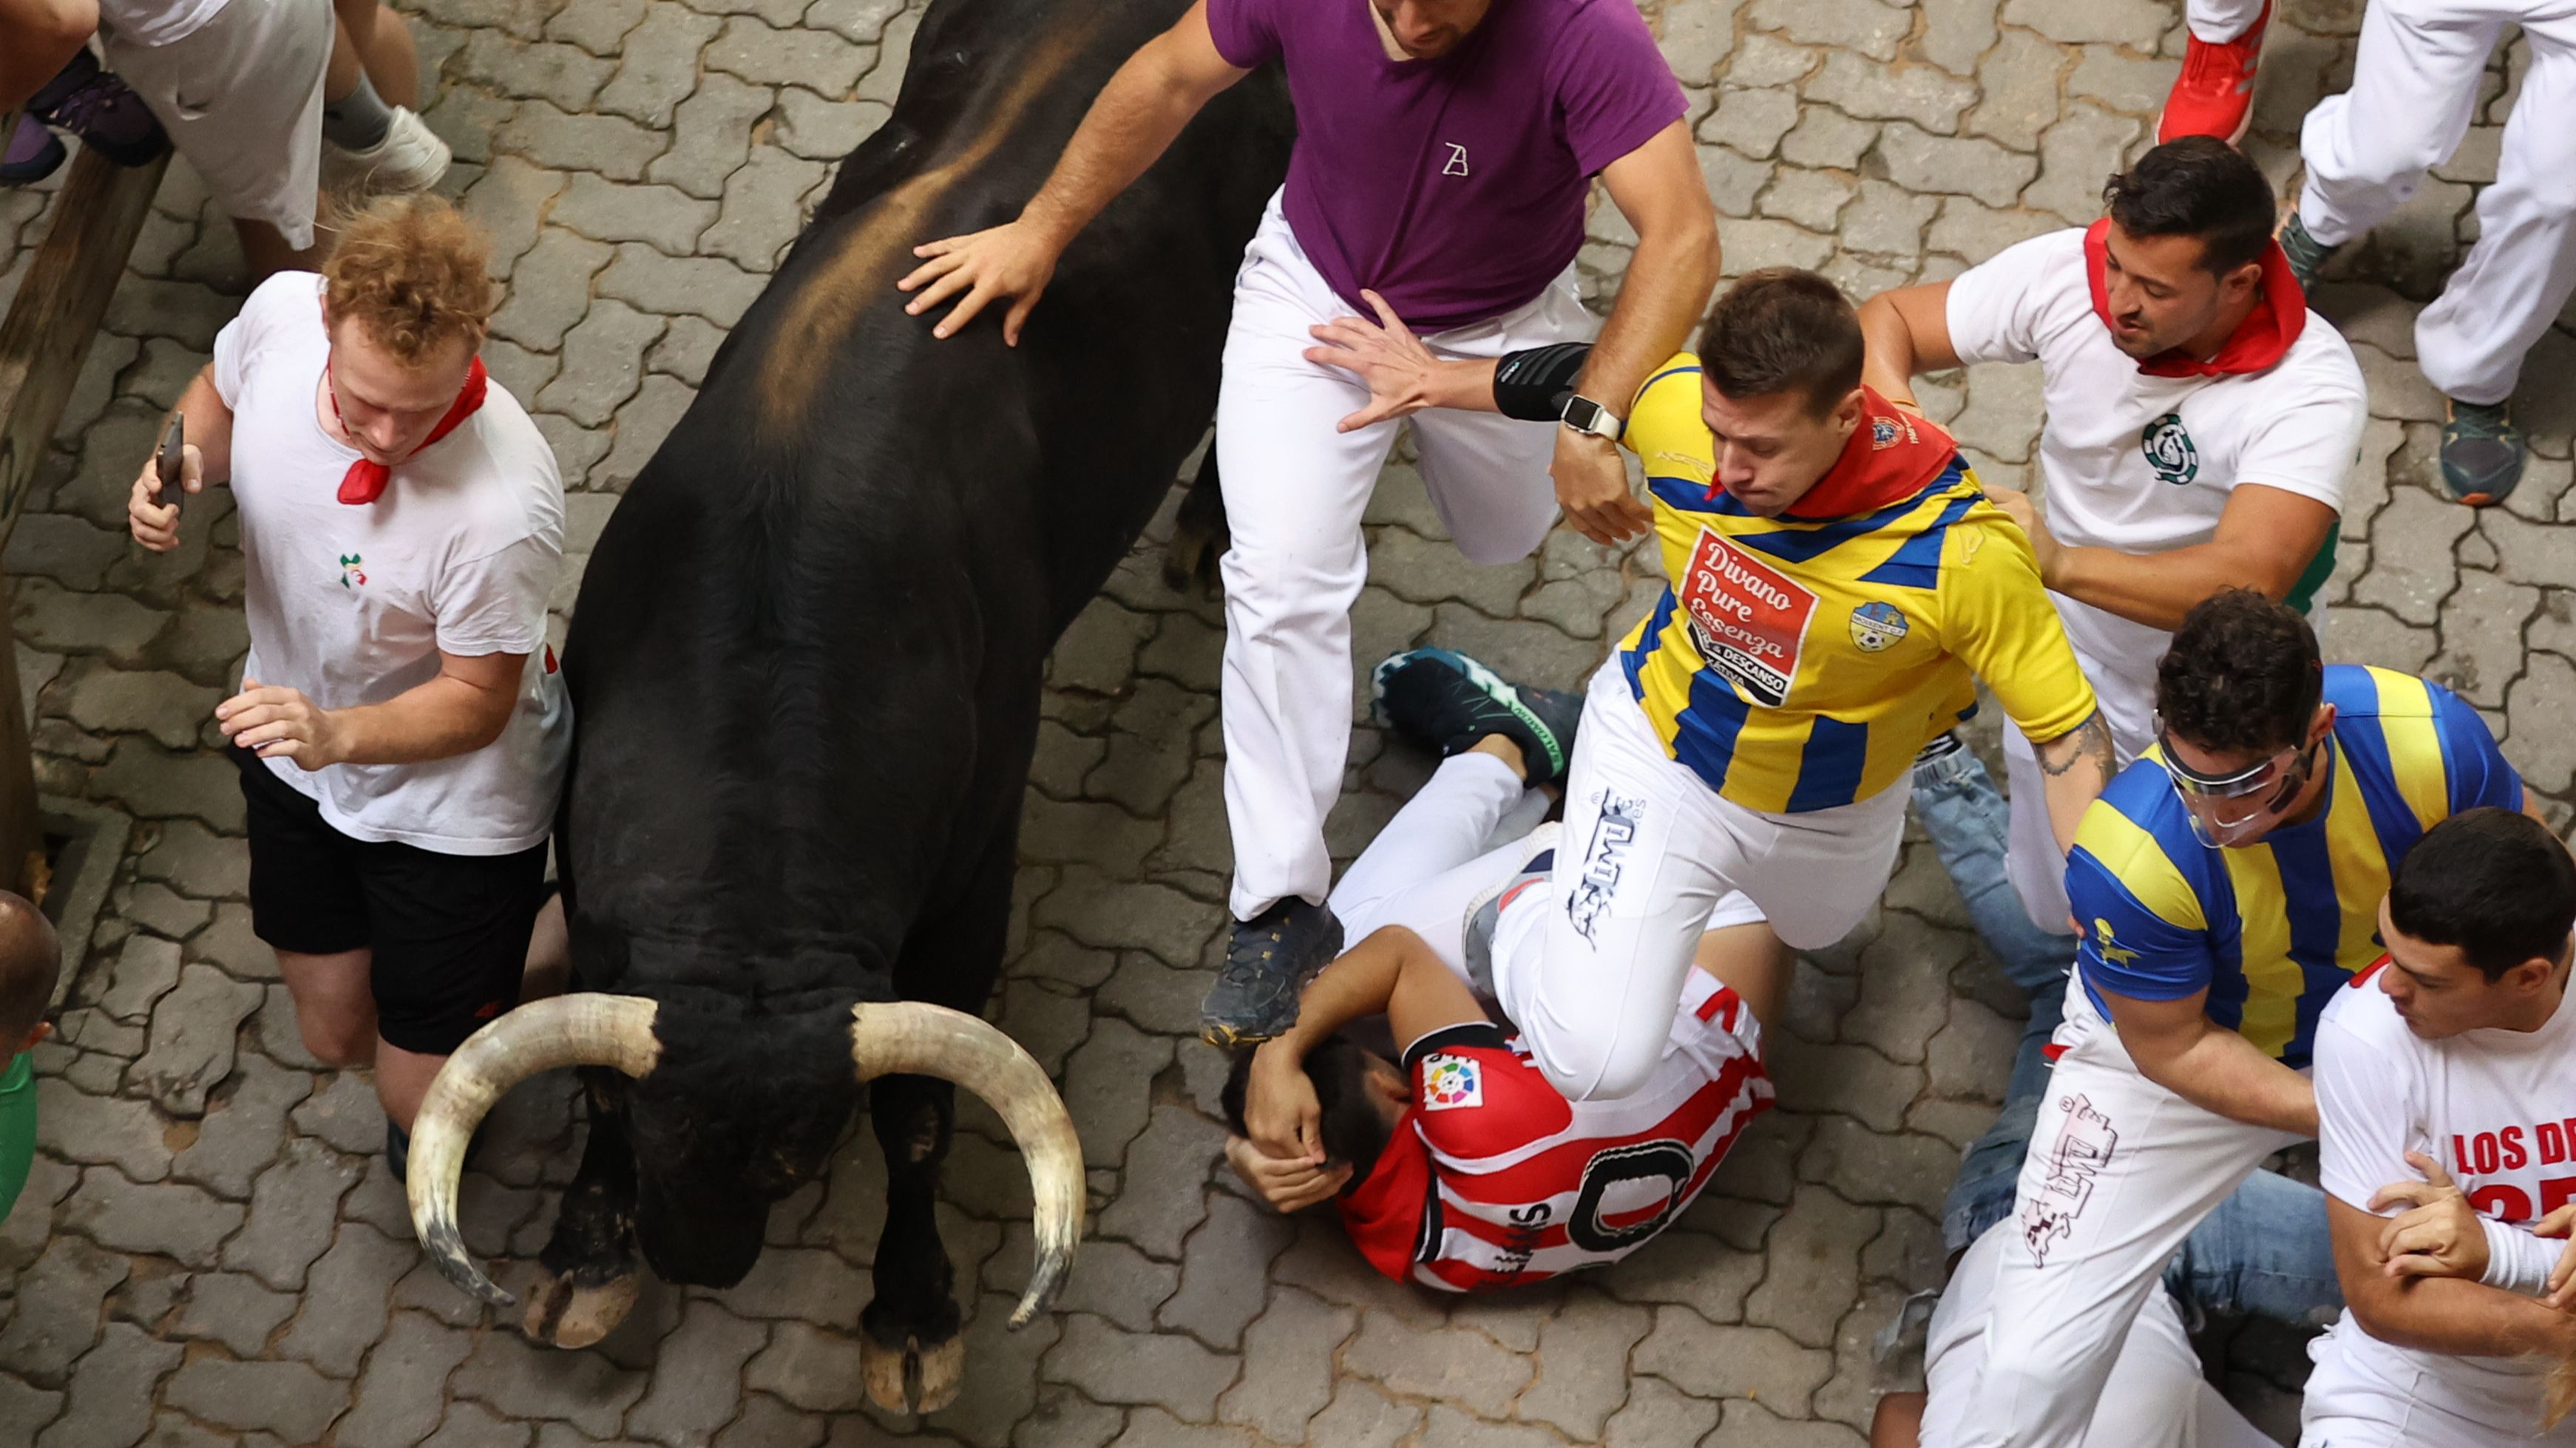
[[157, 414, 184, 517]]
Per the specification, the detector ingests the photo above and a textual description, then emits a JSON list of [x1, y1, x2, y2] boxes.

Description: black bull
[[401, 0, 1289, 1411]]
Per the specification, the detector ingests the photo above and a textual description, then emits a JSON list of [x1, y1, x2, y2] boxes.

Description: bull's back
[[558, 0, 1289, 982]]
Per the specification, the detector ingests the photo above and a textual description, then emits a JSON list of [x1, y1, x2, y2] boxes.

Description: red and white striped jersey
[[1337, 973, 1772, 1292]]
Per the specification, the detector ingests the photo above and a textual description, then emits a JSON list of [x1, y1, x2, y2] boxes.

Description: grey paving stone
[[1041, 1314, 1238, 1423], [1340, 1311, 1531, 1418], [224, 1137, 365, 1290], [501, 101, 670, 181], [1094, 1104, 1217, 1257], [1747, 0, 1908, 59], [34, 1078, 172, 1184], [93, 934, 183, 1023], [0, 1373, 64, 1439], [1603, 1373, 1725, 1446], [90, 741, 244, 831], [597, 9, 724, 128], [595, 243, 767, 327], [335, 1311, 478, 1448], [173, 1272, 297, 1358], [424, 1400, 538, 1448], [1413, 1407, 1564, 1448], [702, 146, 831, 272], [547, 0, 648, 51], [452, 1325, 651, 1435], [291, 1070, 384, 1155], [58, 1167, 245, 1268], [1157, 1194, 1292, 1350], [714, 1395, 826, 1448], [492, 228, 619, 352], [172, 1052, 312, 1199], [626, 1300, 768, 1444], [135, 962, 262, 1116], [161, 1359, 349, 1442], [540, 298, 666, 427], [275, 1223, 418, 1376], [648, 74, 774, 200], [774, 90, 892, 161], [1879, 122, 2040, 207], [0, 1236, 128, 1385], [741, 1322, 867, 1413], [35, 1320, 183, 1448], [716, 1243, 869, 1329], [1698, 86, 1800, 159], [554, 174, 719, 256], [1743, 1183, 1879, 1348]]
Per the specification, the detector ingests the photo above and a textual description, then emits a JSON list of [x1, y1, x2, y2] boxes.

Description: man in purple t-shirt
[[904, 0, 1718, 1046]]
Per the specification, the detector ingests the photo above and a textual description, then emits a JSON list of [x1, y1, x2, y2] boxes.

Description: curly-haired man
[[126, 194, 568, 1178]]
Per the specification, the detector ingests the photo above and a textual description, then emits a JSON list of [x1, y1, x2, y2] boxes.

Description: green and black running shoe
[[2277, 211, 2340, 294], [2439, 397, 2523, 508], [1372, 647, 1583, 788]]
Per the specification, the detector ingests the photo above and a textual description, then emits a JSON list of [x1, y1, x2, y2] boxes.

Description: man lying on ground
[[1222, 648, 1783, 1289]]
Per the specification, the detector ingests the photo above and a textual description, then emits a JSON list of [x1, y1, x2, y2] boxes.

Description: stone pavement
[[1, 0, 2572, 1441]]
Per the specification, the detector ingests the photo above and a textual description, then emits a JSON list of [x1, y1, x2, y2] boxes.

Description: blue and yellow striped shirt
[[1615, 355, 2099, 814], [2067, 664, 2522, 1067]]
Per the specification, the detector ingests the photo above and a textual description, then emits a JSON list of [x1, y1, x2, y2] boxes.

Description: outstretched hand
[[898, 217, 1065, 345], [1303, 289, 1450, 433]]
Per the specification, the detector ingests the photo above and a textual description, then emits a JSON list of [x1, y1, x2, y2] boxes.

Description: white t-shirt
[[2308, 965, 2576, 1440], [1922, 1224, 2272, 1448], [1945, 228, 2368, 743], [94, 0, 231, 48], [212, 273, 570, 855]]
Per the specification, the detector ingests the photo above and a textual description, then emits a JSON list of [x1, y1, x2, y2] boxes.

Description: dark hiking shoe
[[27, 50, 168, 169], [2439, 398, 2523, 507], [1372, 647, 1583, 787], [1202, 897, 1343, 1046], [2277, 211, 2339, 294], [1, 116, 65, 186]]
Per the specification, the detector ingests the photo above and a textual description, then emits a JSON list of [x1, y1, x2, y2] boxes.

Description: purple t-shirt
[[1208, 0, 1683, 333]]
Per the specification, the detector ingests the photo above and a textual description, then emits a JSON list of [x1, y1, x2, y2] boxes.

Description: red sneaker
[[2156, 1, 2271, 145]]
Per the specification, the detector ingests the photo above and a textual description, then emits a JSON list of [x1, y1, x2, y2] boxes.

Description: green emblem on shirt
[[2142, 413, 2199, 486]]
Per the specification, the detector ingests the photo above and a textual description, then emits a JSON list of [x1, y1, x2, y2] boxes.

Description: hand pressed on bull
[[902, 0, 1722, 1049]]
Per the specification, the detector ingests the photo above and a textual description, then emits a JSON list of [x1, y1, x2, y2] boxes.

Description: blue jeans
[[1912, 739, 2342, 1328]]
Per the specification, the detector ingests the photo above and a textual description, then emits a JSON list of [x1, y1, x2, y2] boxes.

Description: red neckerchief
[[328, 354, 489, 504], [1755, 387, 1961, 520], [2084, 217, 2305, 378]]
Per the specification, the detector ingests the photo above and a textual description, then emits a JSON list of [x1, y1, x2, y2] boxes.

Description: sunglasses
[[2156, 721, 2320, 846]]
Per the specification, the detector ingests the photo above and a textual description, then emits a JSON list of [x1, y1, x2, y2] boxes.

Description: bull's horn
[[849, 1002, 1085, 1330], [406, 994, 663, 1309]]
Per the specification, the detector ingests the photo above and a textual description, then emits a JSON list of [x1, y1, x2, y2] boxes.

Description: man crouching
[[1223, 648, 1783, 1288]]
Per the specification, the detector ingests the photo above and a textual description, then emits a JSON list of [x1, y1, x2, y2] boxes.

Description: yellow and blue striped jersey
[[1615, 355, 2099, 814], [2067, 664, 2523, 1067]]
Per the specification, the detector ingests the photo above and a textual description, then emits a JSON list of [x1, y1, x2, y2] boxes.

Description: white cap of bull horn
[[847, 1001, 1085, 1329], [406, 994, 664, 1310]]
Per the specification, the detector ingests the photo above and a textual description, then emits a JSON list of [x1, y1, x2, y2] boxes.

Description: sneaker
[[26, 50, 167, 169], [2277, 211, 2339, 293], [2439, 398, 2524, 507], [1202, 898, 1344, 1047], [322, 106, 451, 197], [0, 116, 66, 187], [1460, 821, 1560, 998], [1372, 647, 1584, 788], [2155, 0, 2270, 145]]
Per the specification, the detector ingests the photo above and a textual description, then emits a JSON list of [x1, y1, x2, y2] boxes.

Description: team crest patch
[[2142, 412, 2199, 486], [1871, 417, 1899, 448], [1421, 1053, 1482, 1111], [1848, 601, 1909, 653]]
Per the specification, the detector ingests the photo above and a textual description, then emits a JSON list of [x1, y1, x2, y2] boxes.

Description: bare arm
[[1856, 282, 1960, 412], [2329, 1194, 2576, 1360], [1, 0, 96, 112], [219, 649, 526, 768], [126, 366, 237, 554], [2031, 710, 2115, 858], [1548, 121, 1718, 546], [2099, 985, 2319, 1138], [899, 0, 1248, 343], [2008, 483, 2337, 632]]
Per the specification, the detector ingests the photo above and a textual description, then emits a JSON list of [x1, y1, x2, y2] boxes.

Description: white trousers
[[1218, 193, 1593, 920], [2297, 0, 2576, 404], [1925, 1224, 2275, 1448], [2299, 1316, 2576, 1447], [2186, 0, 2271, 41], [1326, 750, 1550, 979], [1510, 660, 1908, 1102], [101, 0, 331, 248], [1953, 989, 2305, 1448]]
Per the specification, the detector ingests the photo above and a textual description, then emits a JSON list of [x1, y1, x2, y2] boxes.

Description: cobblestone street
[[1, 0, 2572, 1440]]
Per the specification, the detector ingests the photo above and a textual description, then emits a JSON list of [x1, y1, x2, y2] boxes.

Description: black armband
[[1492, 342, 1595, 423]]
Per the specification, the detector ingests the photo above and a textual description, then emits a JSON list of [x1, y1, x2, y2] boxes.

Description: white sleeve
[[1942, 231, 2075, 367], [433, 534, 559, 657], [2314, 1013, 2418, 1213], [211, 273, 311, 408], [2478, 1217, 2562, 1296], [2226, 359, 2367, 514]]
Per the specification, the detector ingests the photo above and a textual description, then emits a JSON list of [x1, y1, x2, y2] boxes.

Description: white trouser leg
[[1407, 273, 1595, 565], [1327, 752, 1531, 951], [2186, 0, 2269, 43], [2415, 8, 2576, 404], [1511, 661, 1904, 1101], [2296, 0, 2501, 248], [1217, 202, 1404, 920], [1953, 996, 2304, 1448]]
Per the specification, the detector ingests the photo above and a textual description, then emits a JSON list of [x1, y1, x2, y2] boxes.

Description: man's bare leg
[[275, 945, 376, 1067]]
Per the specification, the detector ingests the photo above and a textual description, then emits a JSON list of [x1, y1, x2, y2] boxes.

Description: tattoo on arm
[[2039, 710, 2115, 778]]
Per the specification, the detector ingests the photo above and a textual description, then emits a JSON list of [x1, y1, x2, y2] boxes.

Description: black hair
[[1221, 1037, 1397, 1186], [1696, 268, 1865, 418], [2156, 588, 2322, 757], [2102, 136, 2278, 277], [2389, 808, 2576, 982]]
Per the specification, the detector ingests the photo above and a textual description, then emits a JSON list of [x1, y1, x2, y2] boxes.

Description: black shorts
[[235, 747, 549, 1056]]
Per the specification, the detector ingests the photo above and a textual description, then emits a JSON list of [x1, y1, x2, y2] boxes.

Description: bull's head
[[399, 995, 1084, 1332]]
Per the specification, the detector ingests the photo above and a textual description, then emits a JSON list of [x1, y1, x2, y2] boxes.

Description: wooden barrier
[[0, 138, 172, 895]]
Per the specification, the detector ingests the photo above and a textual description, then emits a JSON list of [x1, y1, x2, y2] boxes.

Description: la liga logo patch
[[1420, 1053, 1483, 1112]]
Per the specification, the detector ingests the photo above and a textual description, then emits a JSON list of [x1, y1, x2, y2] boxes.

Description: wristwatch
[[1561, 395, 1624, 443]]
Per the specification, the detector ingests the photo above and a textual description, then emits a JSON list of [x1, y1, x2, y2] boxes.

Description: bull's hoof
[[1161, 494, 1229, 599], [859, 1332, 966, 1415], [521, 1267, 640, 1349]]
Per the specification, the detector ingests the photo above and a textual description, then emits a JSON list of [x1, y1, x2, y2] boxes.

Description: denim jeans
[[1913, 738, 2342, 1328]]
